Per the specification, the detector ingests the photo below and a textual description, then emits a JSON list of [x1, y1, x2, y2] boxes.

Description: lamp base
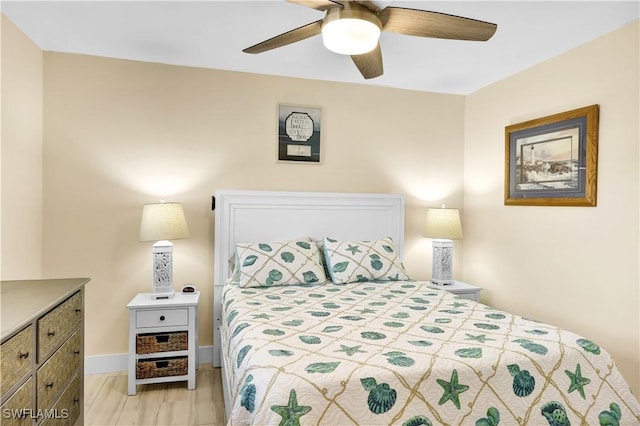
[[151, 240, 175, 298], [151, 290, 175, 300], [431, 239, 454, 286]]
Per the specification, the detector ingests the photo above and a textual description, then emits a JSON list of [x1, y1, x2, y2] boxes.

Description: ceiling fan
[[243, 0, 497, 80]]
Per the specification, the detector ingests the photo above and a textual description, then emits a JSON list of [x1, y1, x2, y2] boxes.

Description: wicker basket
[[136, 356, 188, 379], [136, 331, 188, 355]]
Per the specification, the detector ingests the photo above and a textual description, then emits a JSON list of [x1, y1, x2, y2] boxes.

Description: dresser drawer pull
[[159, 315, 165, 321], [74, 350, 80, 355], [74, 397, 80, 404], [46, 382, 54, 389], [18, 351, 29, 359], [47, 330, 56, 337], [75, 308, 82, 314], [156, 360, 169, 368]]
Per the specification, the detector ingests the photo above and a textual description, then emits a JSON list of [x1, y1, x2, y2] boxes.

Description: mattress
[[221, 279, 639, 425]]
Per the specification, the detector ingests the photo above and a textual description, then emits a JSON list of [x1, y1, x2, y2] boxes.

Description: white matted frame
[[212, 189, 405, 368]]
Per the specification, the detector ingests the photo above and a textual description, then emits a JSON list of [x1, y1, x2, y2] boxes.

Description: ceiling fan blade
[[351, 44, 383, 79], [380, 7, 497, 41], [287, 0, 343, 11], [243, 20, 323, 54]]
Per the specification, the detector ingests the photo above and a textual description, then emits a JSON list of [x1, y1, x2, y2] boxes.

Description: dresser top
[[1, 277, 90, 340]]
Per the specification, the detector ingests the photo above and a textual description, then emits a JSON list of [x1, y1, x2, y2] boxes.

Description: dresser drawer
[[1, 325, 33, 397], [0, 377, 32, 426], [38, 292, 82, 362], [40, 374, 81, 426], [136, 308, 188, 328], [37, 331, 81, 411]]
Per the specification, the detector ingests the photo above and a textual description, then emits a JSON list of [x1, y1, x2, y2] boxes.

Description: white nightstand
[[428, 280, 481, 302], [126, 292, 200, 396]]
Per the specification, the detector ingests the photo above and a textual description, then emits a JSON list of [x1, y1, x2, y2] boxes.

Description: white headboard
[[212, 189, 405, 366]]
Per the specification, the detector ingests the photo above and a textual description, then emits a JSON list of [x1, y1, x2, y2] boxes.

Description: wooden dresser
[[1, 278, 90, 426]]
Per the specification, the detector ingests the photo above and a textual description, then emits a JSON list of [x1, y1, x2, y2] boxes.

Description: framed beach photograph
[[277, 104, 321, 163], [504, 105, 599, 206]]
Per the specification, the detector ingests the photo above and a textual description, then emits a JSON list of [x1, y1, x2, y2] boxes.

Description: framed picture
[[504, 104, 599, 206], [278, 104, 321, 163]]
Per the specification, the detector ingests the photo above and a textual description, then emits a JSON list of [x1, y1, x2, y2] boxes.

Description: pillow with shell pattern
[[323, 236, 410, 284], [235, 238, 327, 288]]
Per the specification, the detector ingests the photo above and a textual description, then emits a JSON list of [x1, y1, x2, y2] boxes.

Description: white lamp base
[[151, 240, 176, 298], [431, 238, 454, 286]]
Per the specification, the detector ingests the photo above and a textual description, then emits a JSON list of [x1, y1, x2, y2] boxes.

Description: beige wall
[[41, 52, 465, 361], [463, 21, 639, 396], [1, 14, 43, 279]]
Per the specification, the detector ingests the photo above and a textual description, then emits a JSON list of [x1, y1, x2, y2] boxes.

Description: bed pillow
[[228, 237, 313, 285], [235, 239, 327, 288], [323, 236, 410, 284]]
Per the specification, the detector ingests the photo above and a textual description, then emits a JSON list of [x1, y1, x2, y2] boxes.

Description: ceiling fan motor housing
[[321, 4, 382, 55]]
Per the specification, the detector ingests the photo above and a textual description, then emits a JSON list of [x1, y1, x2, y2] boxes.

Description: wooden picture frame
[[277, 104, 321, 163], [504, 104, 599, 206]]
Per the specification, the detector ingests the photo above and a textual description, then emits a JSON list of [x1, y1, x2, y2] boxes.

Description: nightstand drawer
[[136, 356, 188, 379], [137, 331, 188, 354], [453, 292, 479, 302], [429, 281, 481, 302], [136, 308, 188, 328]]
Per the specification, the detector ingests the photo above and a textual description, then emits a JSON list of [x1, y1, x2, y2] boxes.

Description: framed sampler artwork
[[278, 104, 321, 163], [504, 104, 599, 206]]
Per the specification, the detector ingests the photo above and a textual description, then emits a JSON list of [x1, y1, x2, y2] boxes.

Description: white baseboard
[[84, 352, 128, 375], [84, 345, 214, 375]]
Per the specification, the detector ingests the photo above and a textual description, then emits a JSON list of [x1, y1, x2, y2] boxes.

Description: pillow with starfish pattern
[[322, 236, 410, 284]]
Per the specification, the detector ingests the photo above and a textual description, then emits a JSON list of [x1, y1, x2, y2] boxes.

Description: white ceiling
[[2, 1, 638, 95]]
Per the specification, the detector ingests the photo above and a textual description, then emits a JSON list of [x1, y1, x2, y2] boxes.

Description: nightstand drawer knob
[[47, 331, 56, 337], [46, 382, 54, 389], [159, 315, 165, 321], [18, 351, 29, 359]]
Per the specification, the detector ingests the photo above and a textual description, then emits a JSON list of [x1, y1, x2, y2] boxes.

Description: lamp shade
[[139, 202, 190, 242], [424, 208, 463, 240]]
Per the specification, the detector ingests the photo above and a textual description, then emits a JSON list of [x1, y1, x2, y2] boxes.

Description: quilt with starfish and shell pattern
[[221, 280, 639, 425]]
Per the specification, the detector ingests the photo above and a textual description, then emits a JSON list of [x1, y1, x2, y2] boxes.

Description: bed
[[213, 189, 639, 425]]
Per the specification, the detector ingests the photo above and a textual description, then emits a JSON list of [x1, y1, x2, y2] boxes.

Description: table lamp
[[424, 205, 463, 285], [139, 202, 190, 299]]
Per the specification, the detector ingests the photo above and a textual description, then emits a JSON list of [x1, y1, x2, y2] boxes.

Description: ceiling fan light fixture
[[321, 8, 381, 56]]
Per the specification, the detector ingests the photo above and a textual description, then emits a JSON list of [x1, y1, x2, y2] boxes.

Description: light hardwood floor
[[84, 364, 225, 426]]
